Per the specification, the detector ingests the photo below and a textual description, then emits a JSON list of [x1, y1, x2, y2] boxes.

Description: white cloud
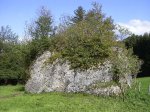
[[118, 19, 150, 35]]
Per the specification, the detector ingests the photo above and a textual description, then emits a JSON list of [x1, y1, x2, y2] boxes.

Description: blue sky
[[0, 0, 150, 37]]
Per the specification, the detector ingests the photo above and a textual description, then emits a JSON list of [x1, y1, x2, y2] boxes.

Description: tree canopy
[[0, 26, 26, 84], [26, 6, 54, 39], [71, 6, 86, 24], [0, 25, 18, 43], [124, 33, 150, 77]]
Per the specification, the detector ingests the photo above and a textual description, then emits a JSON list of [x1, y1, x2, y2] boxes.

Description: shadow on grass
[[15, 86, 25, 92]]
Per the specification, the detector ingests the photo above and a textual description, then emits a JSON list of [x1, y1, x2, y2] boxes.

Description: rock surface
[[25, 51, 122, 95]]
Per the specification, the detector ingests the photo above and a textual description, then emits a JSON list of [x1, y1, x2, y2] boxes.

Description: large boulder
[[25, 51, 130, 95]]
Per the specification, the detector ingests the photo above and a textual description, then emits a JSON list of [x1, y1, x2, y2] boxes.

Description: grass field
[[0, 77, 150, 112]]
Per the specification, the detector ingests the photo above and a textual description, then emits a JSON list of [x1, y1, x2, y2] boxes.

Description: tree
[[0, 43, 27, 84], [71, 6, 86, 24], [50, 3, 117, 70], [0, 25, 18, 43], [27, 6, 54, 39], [0, 25, 18, 54], [0, 26, 27, 84], [85, 2, 104, 21], [24, 7, 53, 71], [124, 33, 150, 77], [84, 2, 115, 41], [116, 24, 132, 41], [124, 34, 139, 48]]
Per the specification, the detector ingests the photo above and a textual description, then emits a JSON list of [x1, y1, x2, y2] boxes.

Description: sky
[[0, 0, 150, 38]]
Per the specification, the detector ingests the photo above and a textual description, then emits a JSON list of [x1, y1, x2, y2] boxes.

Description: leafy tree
[[24, 7, 53, 71], [85, 2, 104, 21], [49, 3, 116, 70], [0, 25, 18, 43], [0, 26, 27, 84], [27, 6, 54, 39], [115, 24, 132, 40], [84, 2, 115, 40], [71, 6, 86, 24], [124, 34, 138, 48], [124, 33, 150, 77], [0, 43, 27, 84]]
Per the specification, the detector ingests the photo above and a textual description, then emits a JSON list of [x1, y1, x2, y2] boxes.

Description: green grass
[[0, 85, 24, 97], [137, 77, 150, 94], [0, 77, 150, 112]]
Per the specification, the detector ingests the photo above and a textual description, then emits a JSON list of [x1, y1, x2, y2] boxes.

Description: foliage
[[26, 6, 54, 39], [0, 42, 27, 84], [24, 37, 51, 68], [115, 24, 132, 40], [0, 7, 54, 84], [110, 47, 140, 97], [111, 48, 140, 82], [24, 6, 54, 75], [71, 6, 86, 24], [50, 3, 116, 70], [0, 25, 18, 43], [0, 26, 26, 84], [124, 33, 150, 77]]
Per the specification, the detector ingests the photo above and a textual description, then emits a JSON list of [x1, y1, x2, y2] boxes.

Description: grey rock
[[87, 85, 121, 96], [25, 51, 129, 95]]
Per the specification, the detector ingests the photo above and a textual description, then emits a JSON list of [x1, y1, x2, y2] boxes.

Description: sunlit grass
[[0, 77, 150, 112]]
